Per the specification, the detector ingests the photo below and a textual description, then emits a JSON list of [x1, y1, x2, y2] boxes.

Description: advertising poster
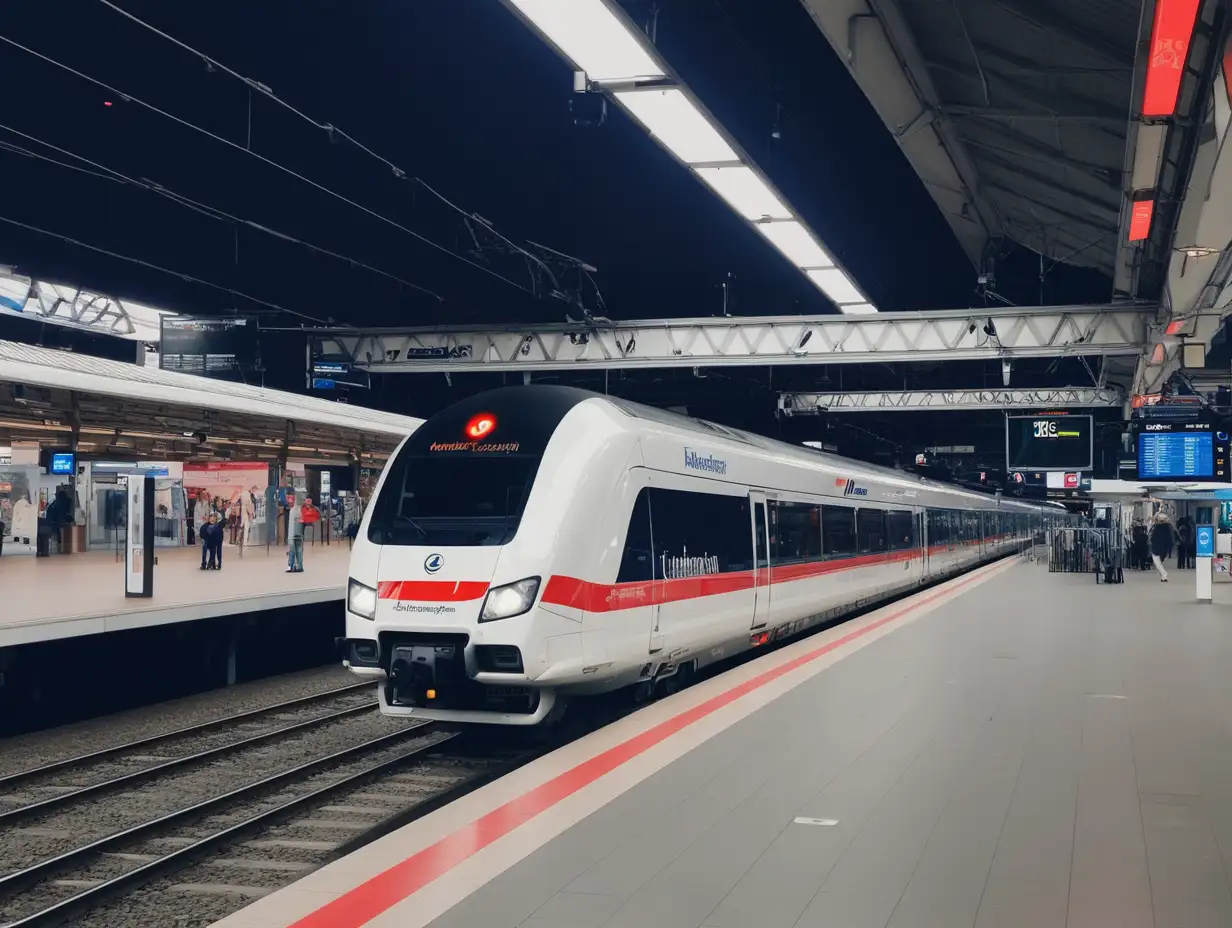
[[0, 466, 38, 555], [184, 462, 269, 545]]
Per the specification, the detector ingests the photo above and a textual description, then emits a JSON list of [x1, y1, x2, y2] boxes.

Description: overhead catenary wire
[[0, 31, 539, 299], [0, 121, 444, 304], [0, 211, 333, 326], [91, 0, 566, 287]]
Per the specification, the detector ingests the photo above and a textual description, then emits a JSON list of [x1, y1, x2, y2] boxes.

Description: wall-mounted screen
[[1005, 415, 1094, 471], [49, 452, 75, 475], [1137, 422, 1230, 480], [159, 316, 259, 380]]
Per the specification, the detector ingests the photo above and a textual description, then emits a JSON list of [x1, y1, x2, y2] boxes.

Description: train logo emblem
[[423, 553, 444, 574], [841, 479, 868, 497]]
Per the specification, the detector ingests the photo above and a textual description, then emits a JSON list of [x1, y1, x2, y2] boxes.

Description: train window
[[857, 508, 887, 554], [772, 501, 821, 564], [648, 488, 753, 578], [754, 500, 769, 570], [368, 384, 591, 547], [821, 505, 856, 557], [886, 510, 914, 551], [366, 453, 538, 547], [926, 509, 947, 545], [616, 489, 654, 583]]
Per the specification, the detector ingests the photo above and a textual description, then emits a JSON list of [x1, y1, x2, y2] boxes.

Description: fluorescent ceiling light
[[838, 303, 878, 315], [614, 89, 738, 164], [694, 166, 791, 221], [806, 268, 865, 305], [756, 221, 833, 269], [509, 0, 664, 83]]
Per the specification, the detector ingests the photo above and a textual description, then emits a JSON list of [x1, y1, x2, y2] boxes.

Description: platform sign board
[[159, 316, 259, 380], [124, 473, 155, 598], [1005, 415, 1093, 471]]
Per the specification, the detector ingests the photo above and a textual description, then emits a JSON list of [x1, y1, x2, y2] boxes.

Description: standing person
[[1131, 519, 1149, 570], [242, 488, 257, 547], [200, 513, 222, 570], [228, 497, 242, 546], [212, 511, 225, 569], [1176, 515, 1195, 569], [1149, 512, 1173, 582], [287, 494, 304, 573]]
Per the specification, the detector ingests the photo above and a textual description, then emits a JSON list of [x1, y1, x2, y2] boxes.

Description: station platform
[[0, 541, 351, 648], [211, 557, 1232, 928]]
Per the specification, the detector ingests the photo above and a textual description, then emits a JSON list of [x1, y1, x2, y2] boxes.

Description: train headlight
[[480, 576, 541, 622], [347, 578, 378, 620]]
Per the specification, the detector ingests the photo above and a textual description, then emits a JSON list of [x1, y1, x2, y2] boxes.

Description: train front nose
[[387, 641, 467, 709], [374, 547, 499, 710]]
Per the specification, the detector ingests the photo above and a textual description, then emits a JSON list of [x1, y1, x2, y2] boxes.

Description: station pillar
[[1197, 524, 1214, 602]]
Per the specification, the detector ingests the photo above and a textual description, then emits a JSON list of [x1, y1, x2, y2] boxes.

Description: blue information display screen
[[1138, 431, 1214, 479]]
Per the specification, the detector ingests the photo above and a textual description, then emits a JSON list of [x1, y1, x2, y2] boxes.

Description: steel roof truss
[[313, 306, 1153, 373]]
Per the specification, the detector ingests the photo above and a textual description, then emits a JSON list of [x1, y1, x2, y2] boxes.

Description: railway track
[[0, 723, 462, 927], [0, 680, 375, 799], [0, 679, 540, 928], [67, 741, 528, 928], [0, 682, 378, 829]]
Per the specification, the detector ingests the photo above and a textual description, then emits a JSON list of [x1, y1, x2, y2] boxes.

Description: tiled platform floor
[[428, 563, 1232, 928]]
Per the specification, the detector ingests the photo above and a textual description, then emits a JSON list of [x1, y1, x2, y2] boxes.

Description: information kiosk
[[1197, 523, 1214, 602], [125, 473, 155, 598]]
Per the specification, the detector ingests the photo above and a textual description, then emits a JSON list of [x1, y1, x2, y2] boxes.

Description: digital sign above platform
[[159, 316, 260, 380], [1137, 421, 1230, 481], [1005, 414, 1094, 472]]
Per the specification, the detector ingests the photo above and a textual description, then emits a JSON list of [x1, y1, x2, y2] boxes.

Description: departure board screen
[[1136, 422, 1229, 480], [1005, 415, 1093, 471], [159, 316, 259, 380], [1138, 432, 1213, 478]]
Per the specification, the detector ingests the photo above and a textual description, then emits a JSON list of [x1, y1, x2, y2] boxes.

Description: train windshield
[[366, 385, 594, 547], [367, 453, 538, 546]]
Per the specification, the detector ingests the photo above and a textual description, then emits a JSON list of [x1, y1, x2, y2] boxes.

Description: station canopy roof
[[801, 0, 1140, 278], [0, 340, 422, 463]]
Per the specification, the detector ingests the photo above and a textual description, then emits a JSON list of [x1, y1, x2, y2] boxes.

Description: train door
[[919, 509, 930, 577], [750, 490, 771, 630]]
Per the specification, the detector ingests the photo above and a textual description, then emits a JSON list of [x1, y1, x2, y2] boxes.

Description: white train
[[341, 385, 1066, 725]]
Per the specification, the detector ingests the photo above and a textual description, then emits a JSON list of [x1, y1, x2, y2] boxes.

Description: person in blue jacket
[[200, 513, 224, 570]]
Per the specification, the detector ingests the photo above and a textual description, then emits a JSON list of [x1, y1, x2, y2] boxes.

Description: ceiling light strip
[[503, 0, 878, 313]]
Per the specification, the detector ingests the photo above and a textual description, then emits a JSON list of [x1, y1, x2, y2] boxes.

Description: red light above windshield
[[464, 413, 497, 440]]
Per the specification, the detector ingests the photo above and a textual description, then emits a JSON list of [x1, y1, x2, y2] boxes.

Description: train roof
[[426, 384, 1066, 513]]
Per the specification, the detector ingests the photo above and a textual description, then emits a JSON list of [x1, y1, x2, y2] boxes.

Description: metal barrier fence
[[1047, 527, 1122, 577]]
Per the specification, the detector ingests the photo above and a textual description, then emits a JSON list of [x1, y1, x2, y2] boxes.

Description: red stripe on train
[[377, 581, 490, 602], [377, 539, 1016, 610], [542, 547, 926, 613]]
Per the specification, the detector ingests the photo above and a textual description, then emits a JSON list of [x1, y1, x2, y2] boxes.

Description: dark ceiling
[[0, 0, 1128, 474]]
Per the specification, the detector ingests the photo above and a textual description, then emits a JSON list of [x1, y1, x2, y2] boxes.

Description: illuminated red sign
[[1064, 473, 1079, 489], [464, 413, 497, 440], [1129, 199, 1155, 242], [1142, 0, 1201, 116]]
